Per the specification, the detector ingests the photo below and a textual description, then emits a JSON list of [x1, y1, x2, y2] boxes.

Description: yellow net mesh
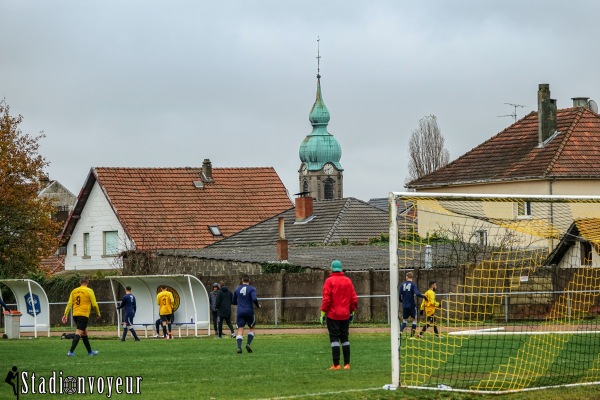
[[394, 194, 600, 392]]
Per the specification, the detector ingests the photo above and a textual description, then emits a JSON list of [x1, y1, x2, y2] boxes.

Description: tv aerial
[[498, 103, 525, 123]]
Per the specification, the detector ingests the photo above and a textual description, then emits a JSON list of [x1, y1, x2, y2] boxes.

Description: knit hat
[[331, 260, 343, 272], [212, 282, 219, 288]]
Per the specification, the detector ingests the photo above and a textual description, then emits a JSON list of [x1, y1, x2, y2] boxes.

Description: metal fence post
[[505, 294, 509, 323], [567, 292, 571, 321], [274, 299, 278, 326], [386, 296, 390, 325]]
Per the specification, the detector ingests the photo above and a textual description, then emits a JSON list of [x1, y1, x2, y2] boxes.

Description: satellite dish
[[588, 99, 599, 114]]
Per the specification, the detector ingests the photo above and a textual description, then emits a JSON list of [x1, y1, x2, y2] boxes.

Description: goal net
[[388, 192, 600, 393]]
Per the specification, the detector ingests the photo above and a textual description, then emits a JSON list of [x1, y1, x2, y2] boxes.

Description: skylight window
[[539, 130, 560, 147], [208, 225, 222, 236]]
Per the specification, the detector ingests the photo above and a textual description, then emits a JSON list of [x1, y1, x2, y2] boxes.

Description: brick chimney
[[295, 192, 313, 222], [538, 84, 557, 144], [38, 174, 50, 192], [276, 217, 288, 262], [201, 159, 214, 183]]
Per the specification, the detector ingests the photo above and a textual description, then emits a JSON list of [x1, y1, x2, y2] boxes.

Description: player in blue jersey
[[0, 297, 11, 312], [117, 286, 140, 341], [233, 275, 261, 354], [399, 271, 426, 338]]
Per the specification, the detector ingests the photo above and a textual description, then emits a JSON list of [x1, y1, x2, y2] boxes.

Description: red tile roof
[[62, 167, 293, 250], [40, 254, 65, 276], [407, 108, 600, 188]]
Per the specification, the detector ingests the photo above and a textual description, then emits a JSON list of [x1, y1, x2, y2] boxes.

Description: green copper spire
[[308, 76, 330, 127], [298, 41, 342, 172]]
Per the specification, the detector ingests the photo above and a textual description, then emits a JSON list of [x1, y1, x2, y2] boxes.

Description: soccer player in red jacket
[[320, 260, 358, 370]]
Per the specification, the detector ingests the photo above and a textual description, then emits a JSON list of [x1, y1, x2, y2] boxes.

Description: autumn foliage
[[0, 100, 61, 278]]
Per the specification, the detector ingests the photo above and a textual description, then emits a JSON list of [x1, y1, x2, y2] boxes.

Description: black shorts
[[236, 312, 255, 328], [402, 306, 417, 320], [123, 313, 135, 326], [160, 314, 172, 323], [73, 316, 89, 331], [426, 315, 436, 325]]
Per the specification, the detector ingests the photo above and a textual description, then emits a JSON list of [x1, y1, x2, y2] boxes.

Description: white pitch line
[[449, 327, 505, 335], [253, 387, 382, 400], [450, 330, 599, 336]]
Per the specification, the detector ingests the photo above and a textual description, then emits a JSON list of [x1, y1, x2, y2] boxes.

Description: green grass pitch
[[0, 332, 599, 399]]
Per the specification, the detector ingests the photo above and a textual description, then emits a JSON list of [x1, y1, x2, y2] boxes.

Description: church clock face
[[323, 163, 334, 175]]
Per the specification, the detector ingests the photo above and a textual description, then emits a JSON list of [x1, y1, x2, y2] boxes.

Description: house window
[[581, 241, 593, 265], [103, 231, 119, 256], [208, 225, 222, 236], [324, 178, 334, 200], [477, 230, 487, 246], [517, 201, 531, 217], [83, 233, 90, 257], [73, 244, 77, 256]]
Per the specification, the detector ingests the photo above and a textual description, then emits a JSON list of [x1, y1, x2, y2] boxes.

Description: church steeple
[[298, 37, 343, 201], [309, 76, 330, 128]]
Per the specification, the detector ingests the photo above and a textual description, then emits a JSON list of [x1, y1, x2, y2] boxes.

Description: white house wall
[[415, 179, 600, 197], [414, 200, 552, 258], [557, 242, 600, 269], [65, 182, 133, 270]]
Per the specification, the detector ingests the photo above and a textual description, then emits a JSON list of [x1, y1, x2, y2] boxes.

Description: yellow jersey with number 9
[[64, 286, 100, 317], [157, 290, 174, 315]]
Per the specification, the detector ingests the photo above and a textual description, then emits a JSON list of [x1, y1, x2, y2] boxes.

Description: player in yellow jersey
[[417, 281, 440, 339], [61, 276, 101, 356], [157, 286, 175, 339]]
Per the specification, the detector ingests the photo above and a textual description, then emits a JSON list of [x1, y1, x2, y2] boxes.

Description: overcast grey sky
[[3, 1, 600, 202]]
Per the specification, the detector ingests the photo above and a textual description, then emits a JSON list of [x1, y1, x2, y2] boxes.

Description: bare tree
[[407, 115, 450, 181]]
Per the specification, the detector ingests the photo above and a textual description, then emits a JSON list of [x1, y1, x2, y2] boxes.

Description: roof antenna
[[498, 102, 525, 122], [316, 36, 321, 79]]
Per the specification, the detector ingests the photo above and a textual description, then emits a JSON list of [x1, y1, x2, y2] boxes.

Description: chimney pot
[[278, 217, 286, 239], [201, 159, 214, 183], [295, 193, 314, 221], [572, 97, 590, 108], [276, 216, 288, 261]]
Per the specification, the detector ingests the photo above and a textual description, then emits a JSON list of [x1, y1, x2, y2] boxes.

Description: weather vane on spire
[[316, 36, 321, 79]]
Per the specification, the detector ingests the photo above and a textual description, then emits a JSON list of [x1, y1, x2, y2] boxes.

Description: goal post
[[387, 192, 600, 393]]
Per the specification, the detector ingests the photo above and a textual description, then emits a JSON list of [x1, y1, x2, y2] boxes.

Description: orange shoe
[[329, 365, 341, 370], [343, 364, 350, 370]]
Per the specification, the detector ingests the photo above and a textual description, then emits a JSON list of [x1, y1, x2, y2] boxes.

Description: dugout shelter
[[0, 279, 51, 338], [107, 274, 210, 337]]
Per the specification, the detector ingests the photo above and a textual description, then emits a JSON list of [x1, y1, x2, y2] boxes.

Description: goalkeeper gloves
[[349, 311, 355, 324], [320, 311, 326, 325]]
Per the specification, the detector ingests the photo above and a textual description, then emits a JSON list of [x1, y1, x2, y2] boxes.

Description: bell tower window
[[324, 178, 334, 200]]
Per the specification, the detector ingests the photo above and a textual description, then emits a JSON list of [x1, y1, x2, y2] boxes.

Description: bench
[[128, 320, 210, 338], [19, 324, 51, 337]]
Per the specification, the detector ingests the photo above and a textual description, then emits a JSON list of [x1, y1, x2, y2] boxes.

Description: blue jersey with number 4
[[233, 284, 257, 314]]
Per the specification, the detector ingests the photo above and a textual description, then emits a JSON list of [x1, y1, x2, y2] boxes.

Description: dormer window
[[208, 225, 222, 236]]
